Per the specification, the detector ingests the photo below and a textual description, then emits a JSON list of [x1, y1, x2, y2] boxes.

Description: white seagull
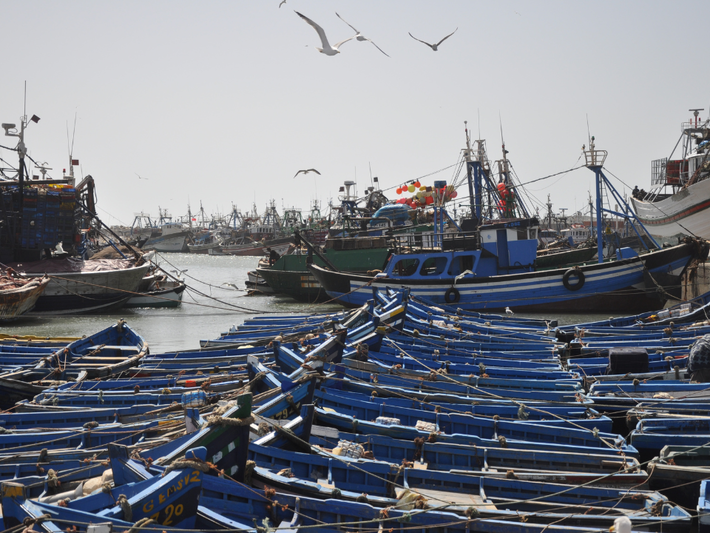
[[610, 517, 632, 533], [505, 307, 514, 316], [335, 12, 390, 57], [295, 11, 354, 56], [293, 168, 321, 178], [408, 27, 458, 51]]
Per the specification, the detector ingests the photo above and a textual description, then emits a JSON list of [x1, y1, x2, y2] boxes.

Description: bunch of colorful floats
[[3, 286, 710, 532]]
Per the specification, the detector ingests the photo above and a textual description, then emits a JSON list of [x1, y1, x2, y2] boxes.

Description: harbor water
[[1, 253, 622, 352]]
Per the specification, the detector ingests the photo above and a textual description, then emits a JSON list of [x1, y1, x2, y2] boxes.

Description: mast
[[584, 137, 659, 263], [463, 121, 476, 222]]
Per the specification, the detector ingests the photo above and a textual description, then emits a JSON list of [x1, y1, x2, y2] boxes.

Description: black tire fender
[[445, 287, 461, 303], [562, 268, 586, 291]]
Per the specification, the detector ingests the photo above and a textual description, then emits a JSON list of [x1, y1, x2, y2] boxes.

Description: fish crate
[[607, 348, 649, 375]]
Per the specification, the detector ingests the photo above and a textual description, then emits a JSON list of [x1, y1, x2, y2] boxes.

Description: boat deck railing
[[388, 231, 480, 253], [584, 149, 608, 168]]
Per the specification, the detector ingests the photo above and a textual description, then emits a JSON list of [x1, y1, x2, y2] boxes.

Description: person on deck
[[267, 247, 280, 266]]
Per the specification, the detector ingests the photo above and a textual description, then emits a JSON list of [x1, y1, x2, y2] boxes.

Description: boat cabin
[[560, 224, 589, 246], [382, 218, 537, 280]]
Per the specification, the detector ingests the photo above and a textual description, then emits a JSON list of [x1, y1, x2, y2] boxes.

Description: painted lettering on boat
[[272, 401, 301, 420], [141, 469, 201, 522]]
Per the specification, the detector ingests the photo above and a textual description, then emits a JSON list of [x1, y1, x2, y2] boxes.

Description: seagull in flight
[[135, 172, 148, 180], [279, 0, 286, 7], [293, 168, 321, 178], [408, 27, 458, 51], [295, 11, 354, 56], [335, 12, 389, 57]]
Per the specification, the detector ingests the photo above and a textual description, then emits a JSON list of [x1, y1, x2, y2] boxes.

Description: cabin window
[[517, 229, 527, 240], [448, 255, 474, 275], [392, 258, 420, 277], [419, 256, 447, 276]]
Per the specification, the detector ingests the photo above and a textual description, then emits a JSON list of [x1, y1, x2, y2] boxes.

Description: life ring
[[562, 268, 585, 291], [445, 287, 460, 303]]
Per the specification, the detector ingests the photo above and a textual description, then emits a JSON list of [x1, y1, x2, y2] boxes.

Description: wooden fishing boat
[[246, 442, 675, 530], [0, 320, 148, 406], [0, 273, 50, 321], [1, 451, 204, 531], [124, 271, 186, 308], [648, 444, 710, 509], [10, 256, 152, 314], [256, 236, 392, 303]]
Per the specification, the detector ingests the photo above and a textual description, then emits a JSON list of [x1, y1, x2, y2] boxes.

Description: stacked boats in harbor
[[3, 288, 710, 531]]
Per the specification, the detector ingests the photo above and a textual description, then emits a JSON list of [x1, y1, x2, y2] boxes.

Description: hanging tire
[[445, 287, 460, 303], [562, 268, 585, 291]]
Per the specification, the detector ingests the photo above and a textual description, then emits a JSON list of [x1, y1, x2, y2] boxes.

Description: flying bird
[[279, 0, 286, 7], [408, 27, 458, 51], [293, 168, 321, 178], [295, 11, 354, 56], [135, 172, 148, 180], [335, 12, 389, 57]]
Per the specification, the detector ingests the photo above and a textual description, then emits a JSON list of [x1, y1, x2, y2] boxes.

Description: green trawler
[[256, 236, 392, 303]]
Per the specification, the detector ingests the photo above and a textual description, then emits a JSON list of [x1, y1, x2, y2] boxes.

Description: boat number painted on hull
[[142, 469, 200, 524], [562, 268, 585, 291], [273, 401, 301, 420]]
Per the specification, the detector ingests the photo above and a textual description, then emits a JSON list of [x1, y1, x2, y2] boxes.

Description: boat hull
[[11, 258, 151, 314], [216, 237, 292, 257], [124, 281, 186, 308], [142, 231, 190, 252], [0, 276, 50, 321], [310, 241, 700, 313], [257, 247, 391, 302], [631, 178, 710, 243]]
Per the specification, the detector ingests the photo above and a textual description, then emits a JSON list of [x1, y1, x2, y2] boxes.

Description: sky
[[1, 0, 709, 229]]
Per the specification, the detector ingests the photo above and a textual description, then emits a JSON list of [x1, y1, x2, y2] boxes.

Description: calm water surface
[[0, 253, 613, 352]]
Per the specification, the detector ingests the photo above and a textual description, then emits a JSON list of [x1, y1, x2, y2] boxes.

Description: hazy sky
[[1, 1, 708, 228]]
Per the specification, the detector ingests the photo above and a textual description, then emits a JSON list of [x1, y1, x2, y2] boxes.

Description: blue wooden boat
[[310, 240, 703, 314], [314, 388, 612, 431], [107, 460, 641, 533], [629, 417, 710, 461], [1, 448, 205, 531], [345, 354, 577, 381], [646, 444, 710, 510], [306, 425, 646, 486], [570, 289, 710, 329], [312, 404, 636, 456], [326, 365, 585, 403], [0, 320, 148, 406], [247, 441, 680, 530]]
